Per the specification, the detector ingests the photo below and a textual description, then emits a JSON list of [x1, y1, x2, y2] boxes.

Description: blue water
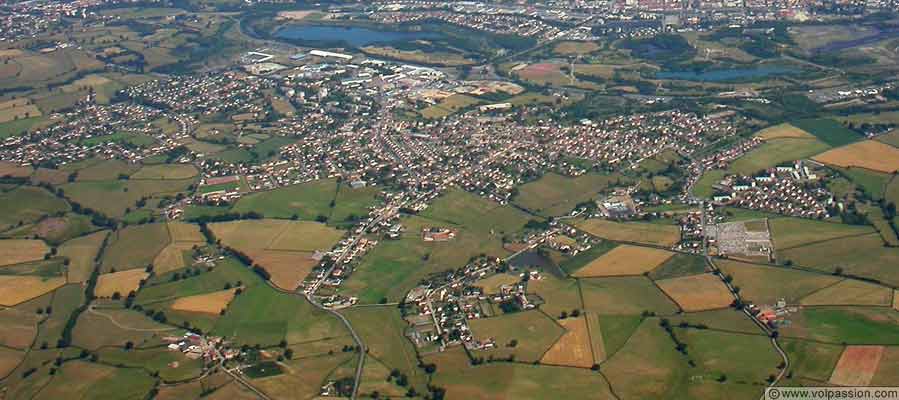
[[655, 66, 798, 82], [274, 25, 443, 47]]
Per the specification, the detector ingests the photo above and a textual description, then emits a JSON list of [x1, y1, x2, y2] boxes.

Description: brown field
[[756, 123, 814, 140], [0, 308, 40, 348], [0, 49, 24, 58], [517, 63, 563, 80], [830, 346, 884, 386], [245, 249, 318, 291], [813, 140, 899, 173], [152, 242, 196, 275], [553, 41, 600, 55], [574, 219, 680, 247], [170, 289, 237, 314], [30, 168, 69, 185], [656, 274, 733, 312], [893, 290, 898, 311], [573, 245, 673, 277], [540, 316, 594, 368], [94, 269, 149, 298], [0, 239, 49, 267], [59, 231, 108, 283], [167, 221, 205, 243], [585, 312, 607, 363], [0, 276, 66, 306], [0, 347, 25, 379], [799, 279, 892, 306], [0, 161, 33, 178], [0, 104, 41, 123], [276, 10, 314, 20]]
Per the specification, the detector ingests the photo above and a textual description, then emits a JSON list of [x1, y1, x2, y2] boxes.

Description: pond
[[274, 25, 444, 47], [655, 66, 799, 82], [508, 251, 554, 269]]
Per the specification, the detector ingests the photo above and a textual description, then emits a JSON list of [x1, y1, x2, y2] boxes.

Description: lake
[[655, 66, 799, 82], [274, 25, 443, 47]]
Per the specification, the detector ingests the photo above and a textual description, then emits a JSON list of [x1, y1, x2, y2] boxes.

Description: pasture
[[769, 217, 873, 250], [655, 273, 733, 312], [527, 274, 583, 319], [467, 310, 564, 363], [647, 253, 708, 280], [574, 218, 680, 247], [0, 186, 69, 230], [232, 179, 350, 221], [0, 308, 40, 349], [59, 230, 108, 282], [780, 339, 843, 383], [799, 279, 892, 306], [717, 259, 841, 305], [130, 164, 198, 180], [579, 276, 679, 315], [791, 118, 863, 147], [513, 172, 623, 216], [62, 178, 193, 217], [572, 245, 673, 277], [813, 140, 899, 173], [782, 306, 899, 344], [101, 223, 170, 272], [728, 138, 831, 175], [136, 258, 257, 305], [600, 318, 687, 399], [341, 307, 426, 389], [778, 233, 899, 286]]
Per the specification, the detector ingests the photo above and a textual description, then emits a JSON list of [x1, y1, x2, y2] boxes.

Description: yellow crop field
[[95, 269, 149, 298], [574, 219, 680, 247], [0, 239, 49, 267], [540, 316, 594, 368], [573, 245, 673, 277], [170, 289, 237, 314], [755, 123, 814, 140], [0, 276, 66, 306], [656, 274, 733, 312], [813, 140, 899, 173]]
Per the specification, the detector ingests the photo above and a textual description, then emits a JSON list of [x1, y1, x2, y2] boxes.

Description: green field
[[779, 339, 843, 384], [514, 172, 625, 216], [557, 240, 618, 275], [781, 306, 899, 344], [728, 138, 831, 175], [62, 178, 192, 218], [0, 186, 70, 230], [717, 259, 842, 305], [693, 170, 728, 198], [791, 118, 863, 147], [427, 347, 616, 399], [101, 223, 170, 272], [232, 179, 379, 223], [136, 258, 257, 305], [778, 233, 899, 286], [648, 253, 708, 280], [212, 281, 346, 346], [579, 276, 679, 315], [468, 310, 564, 363], [344, 190, 528, 303], [835, 167, 889, 200], [769, 217, 874, 250], [341, 307, 427, 390]]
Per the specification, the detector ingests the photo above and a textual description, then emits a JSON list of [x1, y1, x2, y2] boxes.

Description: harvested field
[[830, 346, 884, 386], [540, 316, 594, 368], [756, 123, 814, 140], [0, 308, 40, 349], [152, 242, 195, 275], [574, 219, 680, 247], [95, 269, 149, 298], [894, 290, 898, 311], [0, 161, 32, 177], [0, 276, 66, 306], [244, 249, 318, 291], [553, 41, 600, 55], [813, 140, 899, 173], [170, 288, 237, 314], [572, 245, 673, 277], [0, 239, 48, 267], [800, 279, 892, 306], [0, 347, 25, 378], [656, 273, 733, 312], [585, 312, 607, 362]]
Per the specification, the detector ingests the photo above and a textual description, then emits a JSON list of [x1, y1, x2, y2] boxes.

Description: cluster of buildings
[[163, 332, 235, 363], [369, 10, 563, 41], [707, 161, 834, 219]]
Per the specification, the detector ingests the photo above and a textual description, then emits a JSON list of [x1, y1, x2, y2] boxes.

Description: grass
[[136, 258, 258, 305], [574, 218, 681, 247], [674, 327, 781, 395], [693, 170, 727, 198], [419, 94, 482, 119], [0, 186, 70, 230], [513, 172, 624, 216], [32, 284, 84, 348], [835, 167, 889, 200], [61, 178, 193, 218], [71, 159, 140, 181], [426, 347, 615, 399], [212, 282, 346, 347], [717, 259, 842, 305], [728, 138, 831, 175], [769, 217, 874, 250], [579, 276, 679, 315], [101, 223, 170, 272], [40, 360, 155, 400], [527, 275, 583, 319], [791, 118, 863, 147], [59, 230, 108, 283], [130, 164, 198, 180], [468, 310, 565, 363], [597, 314, 644, 358], [779, 339, 844, 383], [96, 347, 205, 382], [71, 308, 174, 350], [779, 233, 899, 286], [341, 307, 427, 389], [648, 253, 708, 280], [232, 179, 337, 220], [249, 353, 353, 400], [244, 361, 284, 379], [601, 318, 689, 399], [782, 306, 899, 344], [0, 116, 45, 139]]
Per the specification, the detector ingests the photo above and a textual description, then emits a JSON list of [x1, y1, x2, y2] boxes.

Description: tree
[[124, 341, 134, 350]]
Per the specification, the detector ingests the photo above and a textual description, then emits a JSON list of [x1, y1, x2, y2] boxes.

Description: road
[[699, 202, 790, 396]]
